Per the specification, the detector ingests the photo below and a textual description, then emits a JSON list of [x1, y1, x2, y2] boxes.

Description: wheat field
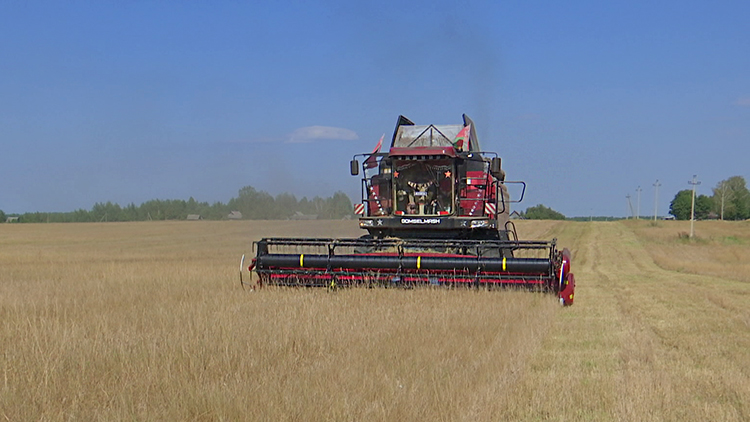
[[2, 220, 750, 421]]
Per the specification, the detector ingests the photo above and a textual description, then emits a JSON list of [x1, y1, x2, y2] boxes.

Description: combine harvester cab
[[247, 114, 575, 305]]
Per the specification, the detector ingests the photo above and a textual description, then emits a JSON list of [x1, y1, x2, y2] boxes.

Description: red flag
[[364, 134, 384, 168], [452, 124, 471, 151]]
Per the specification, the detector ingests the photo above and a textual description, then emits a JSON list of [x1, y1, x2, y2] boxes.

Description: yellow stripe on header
[[502, 257, 506, 271], [300, 254, 304, 267], [417, 256, 421, 270]]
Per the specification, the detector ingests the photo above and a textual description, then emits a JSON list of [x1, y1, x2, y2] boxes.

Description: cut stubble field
[[2, 219, 750, 421]]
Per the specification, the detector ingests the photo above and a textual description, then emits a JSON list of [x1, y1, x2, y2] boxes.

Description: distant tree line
[[0, 186, 353, 223], [227, 186, 353, 220], [669, 175, 750, 220], [567, 216, 626, 222]]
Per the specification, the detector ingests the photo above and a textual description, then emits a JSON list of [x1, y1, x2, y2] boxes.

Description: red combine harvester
[[246, 115, 575, 305]]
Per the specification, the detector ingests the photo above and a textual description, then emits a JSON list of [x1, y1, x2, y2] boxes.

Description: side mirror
[[490, 157, 501, 173], [350, 159, 360, 176], [490, 157, 505, 181]]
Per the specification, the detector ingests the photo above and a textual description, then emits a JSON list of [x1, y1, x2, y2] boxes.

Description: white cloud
[[287, 126, 359, 143], [734, 97, 750, 107]]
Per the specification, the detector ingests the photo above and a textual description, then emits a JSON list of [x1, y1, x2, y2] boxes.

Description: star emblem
[[444, 170, 452, 178], [393, 171, 399, 178], [377, 219, 383, 226]]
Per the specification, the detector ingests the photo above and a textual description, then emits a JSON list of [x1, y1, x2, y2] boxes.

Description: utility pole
[[626, 194, 634, 219], [653, 180, 661, 221], [689, 175, 701, 238], [720, 181, 727, 221], [636, 186, 642, 220]]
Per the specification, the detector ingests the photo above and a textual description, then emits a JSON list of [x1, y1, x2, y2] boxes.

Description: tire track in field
[[583, 222, 679, 420], [501, 222, 628, 420], [610, 222, 750, 421], [546, 222, 750, 421], [502, 222, 750, 420]]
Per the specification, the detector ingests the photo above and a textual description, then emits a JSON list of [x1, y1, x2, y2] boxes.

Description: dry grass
[[624, 219, 750, 283], [2, 220, 750, 421]]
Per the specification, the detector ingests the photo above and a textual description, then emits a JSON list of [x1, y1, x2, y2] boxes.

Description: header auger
[[244, 114, 575, 305]]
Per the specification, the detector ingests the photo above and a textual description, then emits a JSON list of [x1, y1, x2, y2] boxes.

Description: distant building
[[227, 211, 243, 220], [186, 214, 202, 221], [6, 216, 19, 223], [509, 210, 525, 220], [290, 211, 317, 220]]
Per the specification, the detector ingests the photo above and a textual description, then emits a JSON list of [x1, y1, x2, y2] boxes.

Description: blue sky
[[1, 1, 748, 217]]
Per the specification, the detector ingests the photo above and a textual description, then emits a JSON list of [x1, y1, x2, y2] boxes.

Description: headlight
[[470, 220, 489, 228], [359, 219, 375, 227]]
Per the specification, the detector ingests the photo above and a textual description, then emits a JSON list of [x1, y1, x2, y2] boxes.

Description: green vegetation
[[5, 186, 353, 222], [669, 190, 712, 220], [711, 176, 750, 220], [669, 175, 750, 220], [521, 204, 565, 220]]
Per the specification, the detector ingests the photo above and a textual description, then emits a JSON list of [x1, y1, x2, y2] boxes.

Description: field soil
[[2, 219, 749, 421]]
